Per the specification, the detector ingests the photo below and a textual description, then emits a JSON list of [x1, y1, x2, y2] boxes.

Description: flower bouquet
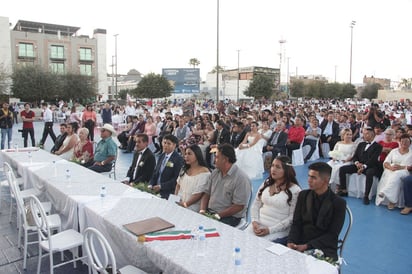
[[132, 182, 159, 196], [329, 150, 344, 161]]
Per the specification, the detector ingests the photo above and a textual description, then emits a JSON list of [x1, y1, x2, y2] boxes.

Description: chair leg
[[37, 244, 42, 274], [49, 250, 54, 274], [23, 229, 28, 269]]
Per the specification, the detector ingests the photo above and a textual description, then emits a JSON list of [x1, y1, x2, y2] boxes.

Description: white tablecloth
[[1, 149, 338, 274]]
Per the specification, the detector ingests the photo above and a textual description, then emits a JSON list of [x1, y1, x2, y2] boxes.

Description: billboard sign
[[162, 68, 200, 93]]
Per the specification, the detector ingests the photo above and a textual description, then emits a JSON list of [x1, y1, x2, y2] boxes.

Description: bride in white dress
[[54, 123, 79, 160], [235, 121, 266, 179], [376, 135, 412, 208], [327, 128, 356, 188]]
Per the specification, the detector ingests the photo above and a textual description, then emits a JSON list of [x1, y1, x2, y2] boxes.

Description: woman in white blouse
[[248, 155, 301, 244]]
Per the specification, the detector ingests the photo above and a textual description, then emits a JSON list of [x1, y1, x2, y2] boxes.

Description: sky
[[3, 0, 412, 85]]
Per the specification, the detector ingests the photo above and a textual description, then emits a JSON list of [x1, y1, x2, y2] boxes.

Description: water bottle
[[28, 151, 32, 164], [52, 160, 57, 177], [197, 225, 206, 256], [100, 185, 107, 198], [14, 143, 18, 152], [234, 247, 242, 266], [65, 169, 71, 183]]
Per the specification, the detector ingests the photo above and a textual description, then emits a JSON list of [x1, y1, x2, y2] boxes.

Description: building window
[[50, 62, 65, 74], [18, 43, 35, 58], [50, 45, 64, 59], [79, 64, 92, 76], [79, 48, 92, 61]]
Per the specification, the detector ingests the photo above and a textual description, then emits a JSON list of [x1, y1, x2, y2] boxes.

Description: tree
[[189, 58, 200, 68], [361, 83, 382, 99], [210, 66, 224, 73], [11, 66, 96, 104], [243, 74, 274, 99], [60, 73, 97, 103], [290, 80, 305, 98], [0, 63, 11, 97], [132, 73, 173, 99]]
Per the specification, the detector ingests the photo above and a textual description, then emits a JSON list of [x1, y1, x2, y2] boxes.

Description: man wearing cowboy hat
[[88, 124, 118, 173]]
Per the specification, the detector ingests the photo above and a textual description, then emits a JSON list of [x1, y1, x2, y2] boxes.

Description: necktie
[[271, 132, 279, 145], [132, 152, 143, 180], [158, 155, 169, 185]]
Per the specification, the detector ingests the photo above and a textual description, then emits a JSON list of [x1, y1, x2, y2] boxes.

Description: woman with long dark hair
[[175, 145, 210, 212], [248, 155, 301, 244]]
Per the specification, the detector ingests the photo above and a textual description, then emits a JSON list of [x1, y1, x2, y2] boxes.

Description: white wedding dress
[[327, 142, 356, 186], [59, 134, 79, 160], [375, 148, 412, 206], [235, 136, 265, 180]]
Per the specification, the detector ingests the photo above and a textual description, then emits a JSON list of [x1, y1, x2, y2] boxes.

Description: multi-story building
[[363, 75, 391, 90], [204, 66, 280, 101], [0, 16, 107, 100]]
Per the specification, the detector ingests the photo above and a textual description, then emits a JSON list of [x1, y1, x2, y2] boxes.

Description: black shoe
[[363, 197, 370, 205], [118, 145, 126, 150], [123, 150, 131, 153], [337, 190, 348, 197]]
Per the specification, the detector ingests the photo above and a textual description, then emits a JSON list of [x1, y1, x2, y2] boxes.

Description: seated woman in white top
[[54, 122, 79, 160], [175, 145, 210, 212], [327, 128, 356, 187], [376, 134, 412, 209], [248, 155, 301, 244]]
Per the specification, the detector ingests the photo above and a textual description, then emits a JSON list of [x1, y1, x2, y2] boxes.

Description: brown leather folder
[[123, 217, 175, 236]]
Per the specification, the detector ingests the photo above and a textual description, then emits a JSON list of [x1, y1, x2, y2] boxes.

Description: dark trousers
[[286, 142, 300, 158], [84, 120, 95, 141], [320, 135, 338, 151], [87, 161, 112, 173], [220, 216, 241, 227], [339, 164, 380, 198], [303, 139, 317, 160], [40, 122, 56, 145], [117, 131, 128, 148], [22, 128, 35, 147], [263, 145, 286, 160], [403, 175, 412, 207]]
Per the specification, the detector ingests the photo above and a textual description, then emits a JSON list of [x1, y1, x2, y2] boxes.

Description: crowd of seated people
[[38, 97, 412, 266]]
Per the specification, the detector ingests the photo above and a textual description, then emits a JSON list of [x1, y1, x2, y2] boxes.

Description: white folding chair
[[28, 195, 85, 274], [236, 189, 254, 231], [302, 139, 320, 161], [100, 160, 117, 180], [10, 178, 62, 270], [337, 206, 353, 273], [3, 162, 50, 226], [83, 227, 146, 274], [292, 142, 304, 166], [347, 173, 378, 200]]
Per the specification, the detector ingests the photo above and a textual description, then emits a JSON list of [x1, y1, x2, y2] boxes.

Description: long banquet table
[[1, 148, 338, 274]]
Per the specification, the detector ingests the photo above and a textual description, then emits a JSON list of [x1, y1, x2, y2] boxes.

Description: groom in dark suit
[[263, 121, 288, 159], [205, 120, 230, 168], [338, 127, 383, 204], [122, 133, 156, 185], [149, 134, 184, 199]]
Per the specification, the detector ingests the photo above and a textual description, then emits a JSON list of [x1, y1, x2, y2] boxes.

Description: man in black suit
[[230, 121, 246, 148], [149, 134, 184, 199], [338, 127, 383, 204], [205, 120, 230, 168], [288, 162, 346, 261], [50, 123, 67, 153], [320, 112, 340, 152], [263, 121, 288, 160], [122, 133, 156, 185]]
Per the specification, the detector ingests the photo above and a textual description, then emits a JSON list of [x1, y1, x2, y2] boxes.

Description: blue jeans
[[1, 128, 12, 149]]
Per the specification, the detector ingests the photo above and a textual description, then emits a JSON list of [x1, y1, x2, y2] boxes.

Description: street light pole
[[216, 0, 220, 102], [114, 34, 119, 104], [349, 21, 356, 85], [279, 39, 286, 92], [237, 49, 240, 102]]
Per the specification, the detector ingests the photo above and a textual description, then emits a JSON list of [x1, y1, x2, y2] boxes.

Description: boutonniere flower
[[139, 161, 144, 167], [166, 161, 174, 168]]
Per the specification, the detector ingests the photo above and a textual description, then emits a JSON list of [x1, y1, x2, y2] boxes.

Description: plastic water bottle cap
[[235, 247, 240, 252], [198, 225, 204, 230]]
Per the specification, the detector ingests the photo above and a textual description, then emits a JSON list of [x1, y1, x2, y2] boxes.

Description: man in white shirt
[[125, 101, 136, 116], [39, 103, 56, 147]]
